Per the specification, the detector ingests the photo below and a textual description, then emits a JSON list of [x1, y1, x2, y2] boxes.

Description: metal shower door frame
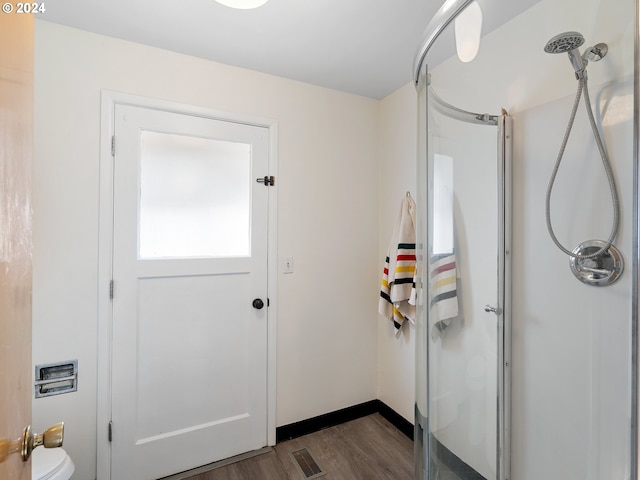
[[632, 0, 639, 478], [497, 112, 513, 480]]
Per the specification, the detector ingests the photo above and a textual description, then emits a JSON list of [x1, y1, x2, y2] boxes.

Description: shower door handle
[[484, 304, 501, 315]]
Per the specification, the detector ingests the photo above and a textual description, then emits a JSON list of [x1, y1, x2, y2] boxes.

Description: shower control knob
[[252, 298, 264, 310]]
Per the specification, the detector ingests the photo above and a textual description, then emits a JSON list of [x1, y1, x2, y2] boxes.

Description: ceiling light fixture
[[214, 0, 269, 9], [454, 1, 483, 63]]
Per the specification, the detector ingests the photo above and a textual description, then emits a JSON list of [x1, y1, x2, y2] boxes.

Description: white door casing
[[97, 94, 278, 480]]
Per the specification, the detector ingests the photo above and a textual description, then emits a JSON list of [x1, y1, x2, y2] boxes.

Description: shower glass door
[[415, 65, 511, 480]]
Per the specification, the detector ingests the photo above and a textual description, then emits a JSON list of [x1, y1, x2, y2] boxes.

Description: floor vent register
[[290, 448, 326, 479]]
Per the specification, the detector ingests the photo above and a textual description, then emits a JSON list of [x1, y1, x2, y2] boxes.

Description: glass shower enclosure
[[414, 58, 511, 480], [413, 0, 637, 479]]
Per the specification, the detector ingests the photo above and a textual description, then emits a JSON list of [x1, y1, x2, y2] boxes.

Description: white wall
[[376, 83, 418, 423], [33, 20, 383, 479]]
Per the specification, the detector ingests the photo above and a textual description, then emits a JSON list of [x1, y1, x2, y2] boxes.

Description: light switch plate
[[283, 256, 294, 274]]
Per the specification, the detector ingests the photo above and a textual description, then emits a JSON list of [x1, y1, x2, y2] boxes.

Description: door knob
[[0, 422, 64, 463], [252, 298, 264, 309], [484, 304, 501, 315], [21, 423, 64, 461]]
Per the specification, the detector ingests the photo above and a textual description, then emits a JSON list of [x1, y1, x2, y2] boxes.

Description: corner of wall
[[375, 81, 418, 423]]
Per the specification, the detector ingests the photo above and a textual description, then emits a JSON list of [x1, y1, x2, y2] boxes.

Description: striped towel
[[430, 252, 459, 339], [379, 194, 417, 333]]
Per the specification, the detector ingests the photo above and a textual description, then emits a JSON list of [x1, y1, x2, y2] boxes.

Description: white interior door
[[111, 104, 270, 480]]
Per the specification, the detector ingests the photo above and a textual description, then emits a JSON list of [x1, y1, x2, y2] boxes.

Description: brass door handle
[[0, 422, 64, 463]]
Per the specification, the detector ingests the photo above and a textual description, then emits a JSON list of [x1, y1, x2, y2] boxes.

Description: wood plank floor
[[179, 413, 414, 480]]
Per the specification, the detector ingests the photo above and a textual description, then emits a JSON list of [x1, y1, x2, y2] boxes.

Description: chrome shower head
[[544, 31, 585, 54], [544, 31, 587, 77]]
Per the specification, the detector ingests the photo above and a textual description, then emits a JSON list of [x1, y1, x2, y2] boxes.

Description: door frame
[[96, 91, 278, 480]]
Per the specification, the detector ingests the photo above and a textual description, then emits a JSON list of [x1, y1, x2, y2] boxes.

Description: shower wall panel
[[511, 75, 633, 480]]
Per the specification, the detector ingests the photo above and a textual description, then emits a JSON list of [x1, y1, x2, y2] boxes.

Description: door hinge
[[111, 135, 115, 156], [108, 421, 113, 442], [109, 280, 114, 300], [256, 175, 275, 186]]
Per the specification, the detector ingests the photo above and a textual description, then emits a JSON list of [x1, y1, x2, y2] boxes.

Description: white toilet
[[32, 447, 75, 480]]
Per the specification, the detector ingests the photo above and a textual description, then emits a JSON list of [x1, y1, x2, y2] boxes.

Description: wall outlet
[[283, 256, 294, 274]]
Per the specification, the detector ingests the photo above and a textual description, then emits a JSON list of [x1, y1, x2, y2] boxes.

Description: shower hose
[[545, 75, 620, 259]]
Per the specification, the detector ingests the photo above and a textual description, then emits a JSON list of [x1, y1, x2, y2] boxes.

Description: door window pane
[[139, 131, 251, 259]]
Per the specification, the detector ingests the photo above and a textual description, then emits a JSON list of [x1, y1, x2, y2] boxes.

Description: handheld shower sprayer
[[542, 31, 622, 284], [543, 31, 587, 78]]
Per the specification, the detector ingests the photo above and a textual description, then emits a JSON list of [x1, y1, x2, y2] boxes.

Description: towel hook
[[406, 191, 412, 198]]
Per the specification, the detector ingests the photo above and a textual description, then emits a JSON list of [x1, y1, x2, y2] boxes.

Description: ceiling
[[39, 0, 541, 99]]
